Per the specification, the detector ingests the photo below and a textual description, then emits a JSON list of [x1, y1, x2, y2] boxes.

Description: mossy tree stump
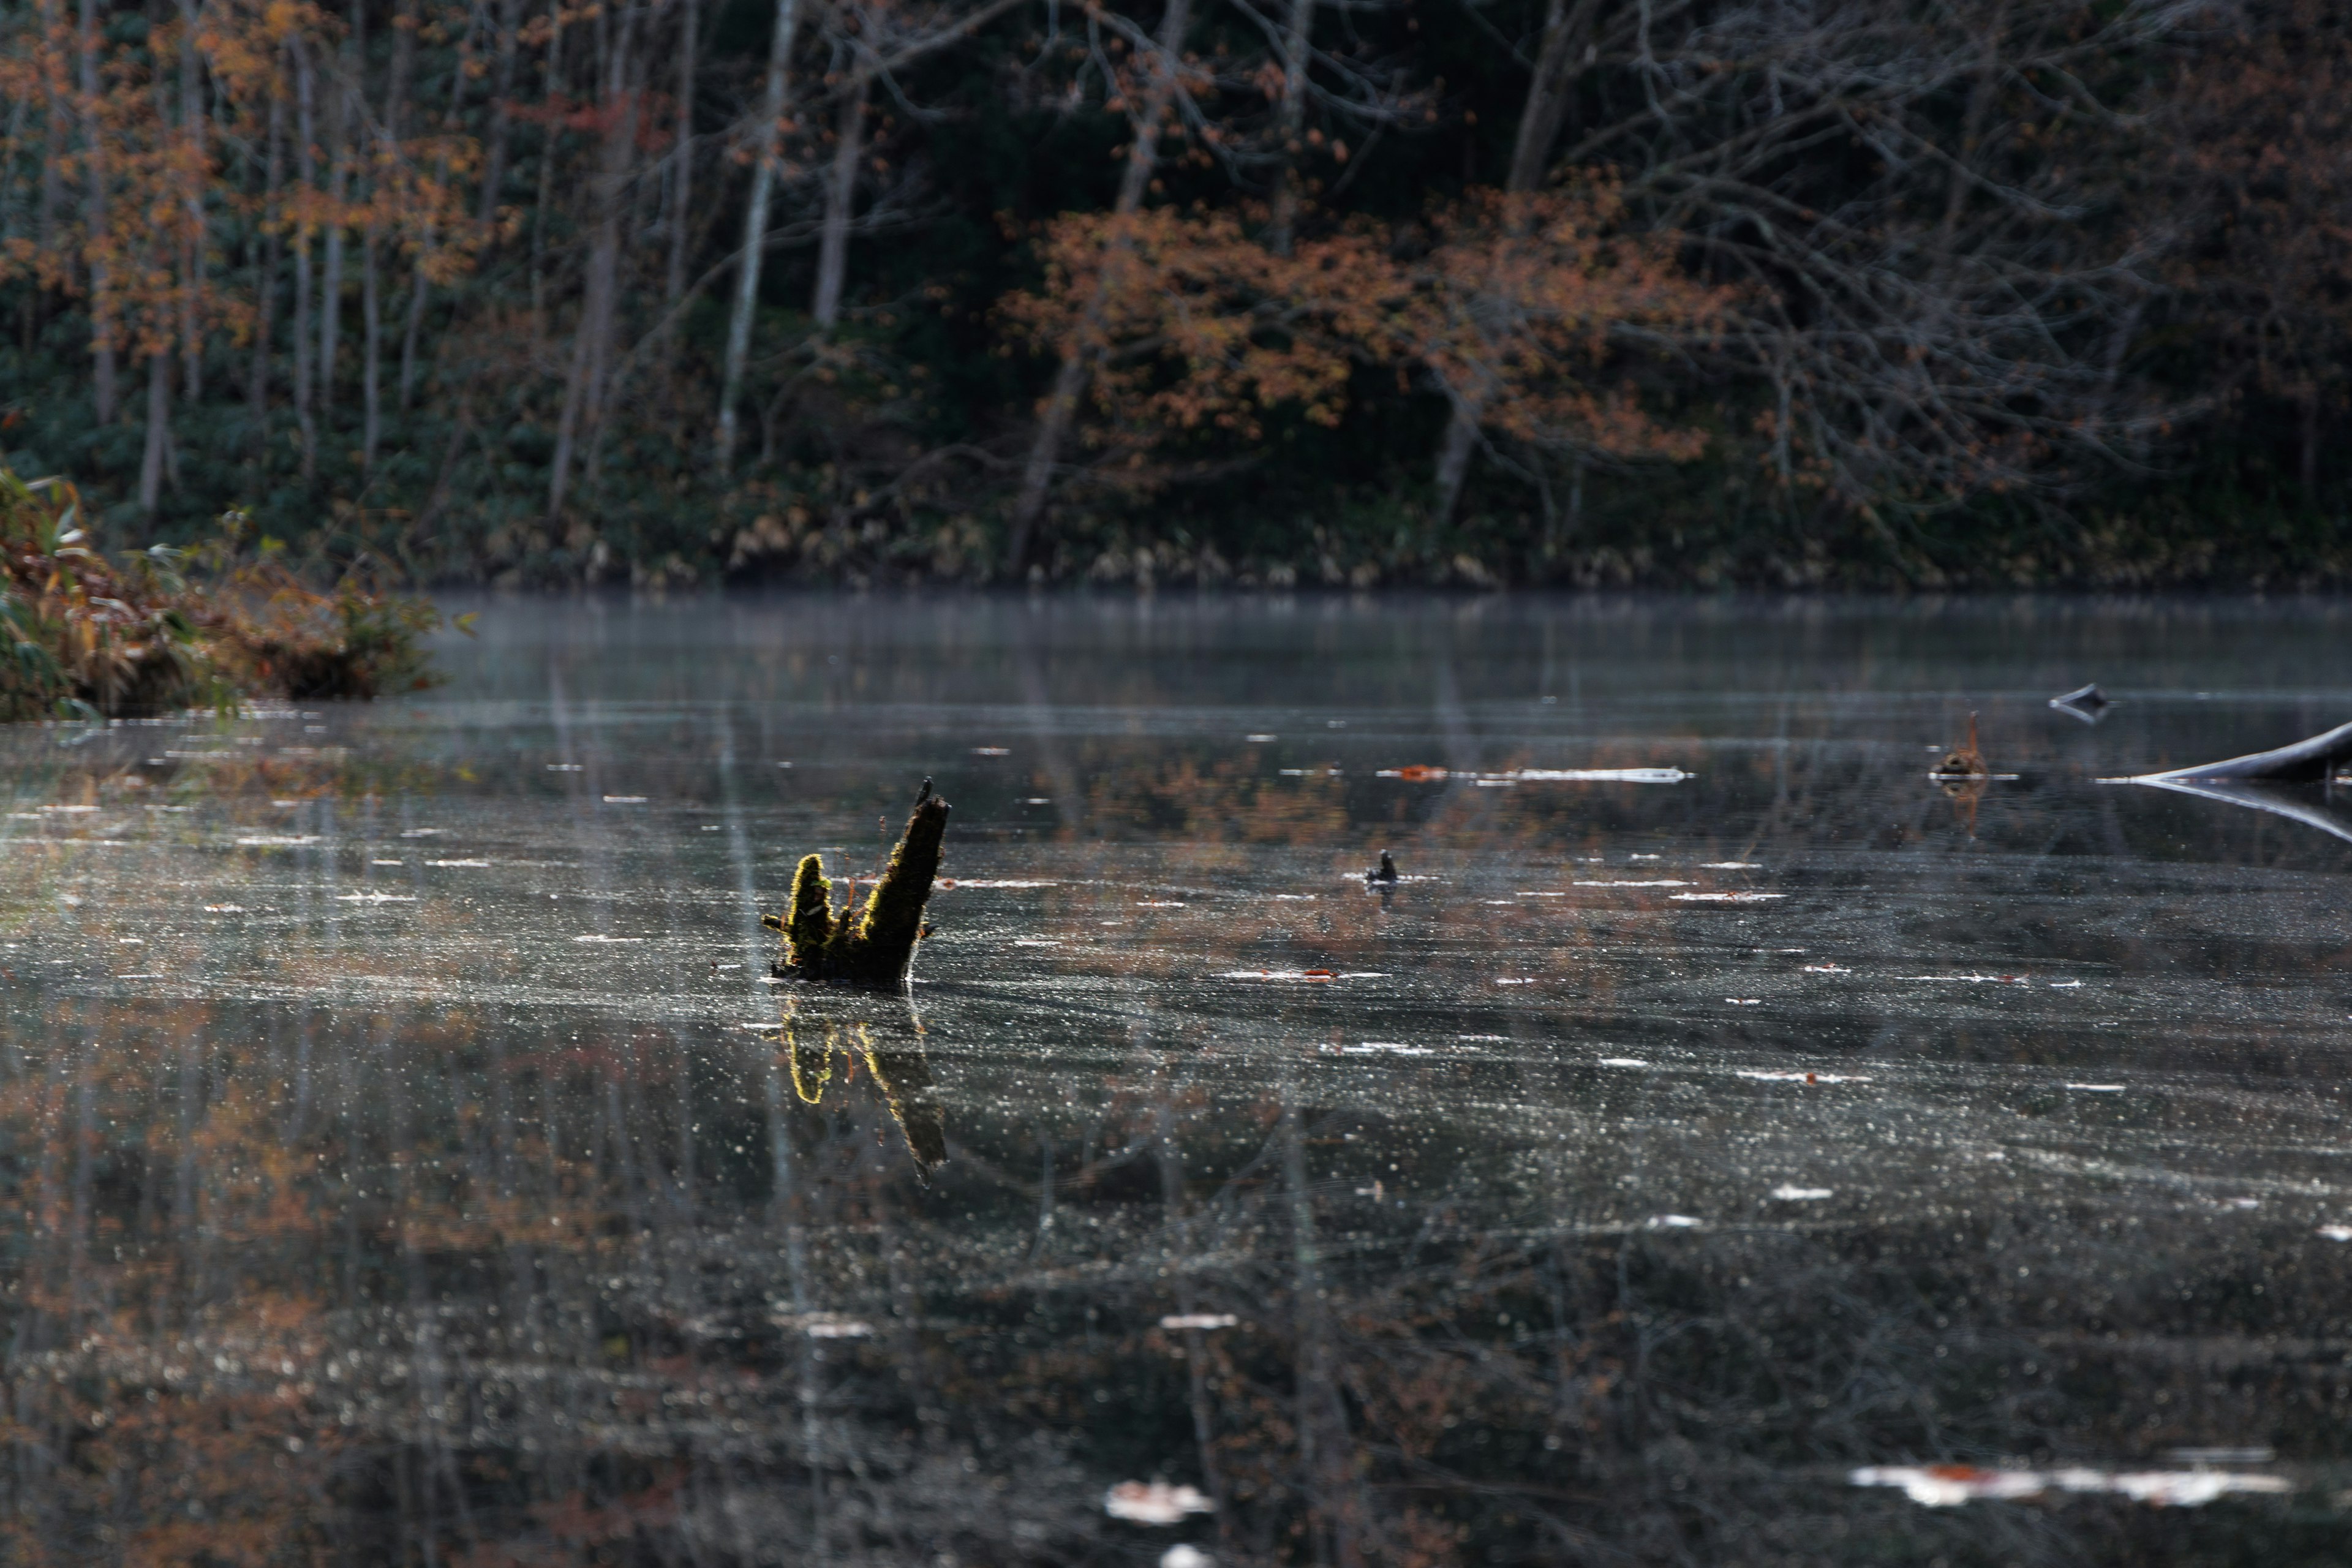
[[761, 782, 948, 987]]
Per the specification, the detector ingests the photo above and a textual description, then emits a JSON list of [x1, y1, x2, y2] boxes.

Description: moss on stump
[[763, 783, 948, 987]]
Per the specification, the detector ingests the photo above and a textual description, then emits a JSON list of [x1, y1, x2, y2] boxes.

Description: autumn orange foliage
[[1003, 181, 1728, 485], [0, 0, 481, 390]]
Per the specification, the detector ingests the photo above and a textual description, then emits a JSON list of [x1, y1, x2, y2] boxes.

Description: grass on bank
[[0, 467, 456, 723]]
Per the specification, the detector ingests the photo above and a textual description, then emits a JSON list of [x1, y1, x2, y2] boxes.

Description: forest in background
[[0, 0, 2346, 589]]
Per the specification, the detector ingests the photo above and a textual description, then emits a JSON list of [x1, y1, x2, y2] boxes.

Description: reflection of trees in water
[[9, 713, 2352, 1564], [0, 1001, 2336, 1564]]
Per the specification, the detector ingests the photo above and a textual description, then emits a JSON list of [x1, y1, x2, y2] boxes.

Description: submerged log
[[2137, 720, 2352, 783], [761, 780, 949, 986]]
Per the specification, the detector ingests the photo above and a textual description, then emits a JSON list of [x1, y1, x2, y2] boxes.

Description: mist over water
[[7, 594, 2352, 1565]]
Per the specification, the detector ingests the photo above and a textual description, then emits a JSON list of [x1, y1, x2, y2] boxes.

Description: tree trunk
[[138, 352, 170, 519], [1007, 0, 1194, 568], [388, 0, 436, 410], [527, 7, 565, 348], [362, 225, 382, 476], [76, 0, 116, 424], [388, 0, 418, 140], [37, 0, 62, 263], [249, 84, 284, 450], [292, 40, 318, 478], [320, 72, 352, 421], [1428, 0, 1595, 526], [717, 0, 804, 474], [2303, 386, 2321, 497], [1264, 0, 1316, 255], [812, 66, 871, 332], [665, 0, 699, 313], [176, 0, 207, 400], [547, 7, 642, 521], [478, 0, 523, 228]]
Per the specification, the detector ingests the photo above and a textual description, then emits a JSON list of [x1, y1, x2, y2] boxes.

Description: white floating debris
[[1162, 1545, 1215, 1568], [601, 795, 647, 804], [1897, 973, 2028, 984], [1646, 1215, 1702, 1229], [1216, 970, 1378, 982], [40, 804, 99, 813], [1340, 1042, 1433, 1056], [971, 747, 1010, 756], [1158, 1314, 1238, 1332], [769, 1311, 874, 1338], [235, 835, 320, 847], [935, 879, 1057, 889], [335, 892, 416, 903], [573, 935, 644, 943], [1851, 1464, 2288, 1509], [1496, 977, 1539, 986], [1105, 1482, 1215, 1524], [1771, 1185, 1834, 1201], [371, 859, 404, 867], [2049, 980, 2085, 989], [1517, 768, 1691, 782], [1573, 879, 1690, 888], [546, 763, 583, 771], [1458, 1034, 1507, 1041], [426, 859, 491, 868], [1272, 894, 1317, 901], [2105, 1471, 2290, 1507], [1672, 892, 1785, 903], [1245, 734, 1277, 742], [1726, 998, 1762, 1005], [1850, 1466, 2049, 1506], [1736, 1070, 1871, 1084], [1599, 1057, 1648, 1068], [399, 828, 444, 838], [804, 1316, 873, 1338], [1801, 963, 1850, 974], [1702, 861, 1760, 869], [1136, 900, 1186, 908], [2318, 1226, 2352, 1242], [202, 905, 246, 913], [2065, 1083, 2125, 1093]]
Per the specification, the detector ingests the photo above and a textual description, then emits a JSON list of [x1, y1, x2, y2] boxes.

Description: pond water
[[7, 595, 2352, 1565]]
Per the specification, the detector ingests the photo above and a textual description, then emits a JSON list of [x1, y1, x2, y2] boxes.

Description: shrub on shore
[[1, 468, 453, 723]]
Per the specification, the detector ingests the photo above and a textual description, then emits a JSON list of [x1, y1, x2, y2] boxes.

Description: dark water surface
[[9, 595, 2352, 1566]]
